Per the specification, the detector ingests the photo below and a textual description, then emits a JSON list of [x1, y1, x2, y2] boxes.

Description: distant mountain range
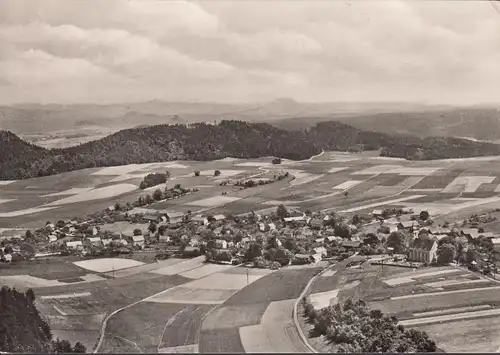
[[2, 100, 500, 145], [3, 119, 500, 180]]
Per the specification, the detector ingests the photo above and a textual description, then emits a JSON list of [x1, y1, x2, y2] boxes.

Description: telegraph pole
[[246, 269, 249, 285]]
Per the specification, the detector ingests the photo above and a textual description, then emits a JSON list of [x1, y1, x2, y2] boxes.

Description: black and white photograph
[[2, 0, 500, 353]]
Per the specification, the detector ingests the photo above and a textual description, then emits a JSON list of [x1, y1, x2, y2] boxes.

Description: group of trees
[[303, 298, 437, 353], [234, 172, 290, 189], [139, 171, 170, 190], [0, 286, 86, 353], [134, 183, 193, 207]]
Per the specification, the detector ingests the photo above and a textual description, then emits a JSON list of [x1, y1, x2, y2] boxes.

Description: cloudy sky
[[1, 0, 500, 105]]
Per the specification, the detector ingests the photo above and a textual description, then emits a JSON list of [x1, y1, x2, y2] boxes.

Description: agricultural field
[[306, 259, 500, 353]]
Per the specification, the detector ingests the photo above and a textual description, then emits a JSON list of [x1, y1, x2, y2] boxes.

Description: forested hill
[[0, 286, 86, 353], [3, 120, 500, 180]]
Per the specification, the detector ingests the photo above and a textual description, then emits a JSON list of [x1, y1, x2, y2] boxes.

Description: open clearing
[[333, 180, 363, 190], [309, 289, 340, 310], [73, 258, 145, 273], [47, 183, 138, 205], [185, 195, 241, 207], [442, 176, 495, 194], [400, 308, 500, 326]]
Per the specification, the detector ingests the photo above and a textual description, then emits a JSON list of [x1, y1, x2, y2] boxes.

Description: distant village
[[1, 171, 500, 278]]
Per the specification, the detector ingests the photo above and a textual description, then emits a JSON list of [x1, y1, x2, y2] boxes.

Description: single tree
[[276, 204, 288, 219], [214, 170, 221, 177], [133, 228, 142, 236], [419, 210, 430, 221], [194, 171, 200, 177], [437, 243, 456, 265], [153, 188, 163, 201]]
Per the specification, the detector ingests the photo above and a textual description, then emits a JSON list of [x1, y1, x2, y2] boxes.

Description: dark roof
[[410, 237, 436, 251]]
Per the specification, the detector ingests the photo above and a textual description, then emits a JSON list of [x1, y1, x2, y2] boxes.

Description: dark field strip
[[199, 328, 245, 353]]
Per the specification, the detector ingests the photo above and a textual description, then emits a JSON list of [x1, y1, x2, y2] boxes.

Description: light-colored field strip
[[400, 307, 500, 327], [81, 274, 106, 282], [183, 272, 268, 290], [150, 256, 206, 275], [386, 167, 442, 176], [91, 164, 146, 176], [412, 269, 464, 279], [163, 163, 189, 169], [199, 169, 244, 177], [322, 270, 337, 277], [408, 188, 443, 192], [146, 286, 237, 304], [105, 258, 186, 278], [239, 325, 272, 353], [392, 286, 500, 300], [0, 275, 64, 288], [40, 292, 92, 300], [109, 173, 149, 183], [0, 198, 15, 205], [352, 165, 404, 175], [74, 258, 145, 273], [0, 206, 59, 217], [339, 195, 424, 213], [290, 174, 325, 187], [235, 162, 272, 167], [424, 279, 491, 288], [47, 183, 138, 206], [185, 195, 241, 207], [158, 344, 199, 353], [53, 305, 68, 316], [179, 263, 234, 279], [43, 188, 94, 197], [262, 200, 299, 205], [239, 299, 310, 353], [442, 176, 495, 194], [0, 180, 16, 185], [413, 305, 492, 318], [383, 269, 463, 286], [328, 157, 360, 162], [332, 180, 363, 190], [309, 289, 339, 310], [327, 167, 348, 173]]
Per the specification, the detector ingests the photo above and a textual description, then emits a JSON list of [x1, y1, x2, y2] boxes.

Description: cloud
[[0, 0, 500, 104]]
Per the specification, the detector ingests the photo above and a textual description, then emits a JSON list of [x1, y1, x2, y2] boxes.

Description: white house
[[66, 241, 83, 250], [215, 239, 228, 249], [48, 234, 58, 243], [268, 223, 277, 231], [102, 238, 113, 247], [159, 235, 171, 243], [87, 237, 102, 246], [213, 214, 226, 221], [132, 235, 145, 248], [314, 246, 327, 257]]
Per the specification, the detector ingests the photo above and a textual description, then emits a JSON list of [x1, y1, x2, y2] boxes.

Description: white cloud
[[0, 0, 500, 104]]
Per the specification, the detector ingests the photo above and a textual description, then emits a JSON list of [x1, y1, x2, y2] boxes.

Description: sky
[[1, 0, 500, 105]]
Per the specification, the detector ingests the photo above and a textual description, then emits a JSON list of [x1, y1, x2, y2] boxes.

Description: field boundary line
[[157, 307, 188, 352], [109, 333, 143, 353]]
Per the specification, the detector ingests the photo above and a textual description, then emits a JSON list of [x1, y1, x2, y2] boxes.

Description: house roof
[[461, 228, 480, 238], [66, 241, 82, 247], [310, 219, 323, 226], [213, 214, 226, 221], [491, 238, 500, 245], [409, 238, 436, 251], [132, 235, 145, 242], [372, 209, 384, 215], [87, 237, 102, 243], [399, 221, 415, 228]]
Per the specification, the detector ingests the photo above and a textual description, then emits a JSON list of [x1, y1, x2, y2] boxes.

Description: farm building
[[491, 238, 500, 247], [102, 238, 113, 247], [132, 235, 145, 248], [86, 237, 102, 246], [342, 240, 362, 248], [310, 219, 323, 229], [428, 227, 451, 235], [461, 228, 480, 240], [214, 226, 224, 236], [213, 214, 226, 221], [66, 241, 83, 250], [398, 221, 416, 231], [408, 238, 438, 263], [372, 209, 384, 218], [258, 223, 267, 232], [284, 216, 305, 222], [268, 223, 277, 231], [48, 234, 57, 242], [311, 253, 323, 263]]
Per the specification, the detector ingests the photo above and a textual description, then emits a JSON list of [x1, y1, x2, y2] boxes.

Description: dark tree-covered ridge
[[3, 120, 500, 180]]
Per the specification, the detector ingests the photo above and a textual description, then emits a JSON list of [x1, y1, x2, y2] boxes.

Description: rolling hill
[[4, 120, 500, 180]]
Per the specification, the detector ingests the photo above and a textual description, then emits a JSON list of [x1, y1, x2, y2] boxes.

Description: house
[[144, 215, 159, 223], [132, 235, 145, 248], [314, 246, 327, 257], [87, 237, 102, 247], [461, 228, 480, 240], [66, 241, 83, 250], [214, 226, 224, 236], [311, 253, 323, 263], [284, 216, 305, 222], [310, 219, 323, 230], [46, 223, 55, 231], [91, 226, 99, 236], [408, 238, 438, 263], [258, 223, 267, 232], [384, 223, 399, 234], [102, 238, 113, 247], [315, 237, 326, 244], [480, 232, 495, 239], [3, 254, 12, 262], [342, 240, 362, 248], [268, 223, 277, 231], [372, 209, 384, 218], [276, 239, 283, 247], [188, 237, 200, 247], [215, 239, 228, 249], [213, 214, 226, 221], [433, 234, 449, 241], [48, 234, 58, 243], [398, 221, 416, 231], [491, 238, 500, 247]]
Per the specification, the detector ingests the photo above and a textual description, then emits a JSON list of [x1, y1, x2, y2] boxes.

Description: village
[[2, 189, 500, 279]]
